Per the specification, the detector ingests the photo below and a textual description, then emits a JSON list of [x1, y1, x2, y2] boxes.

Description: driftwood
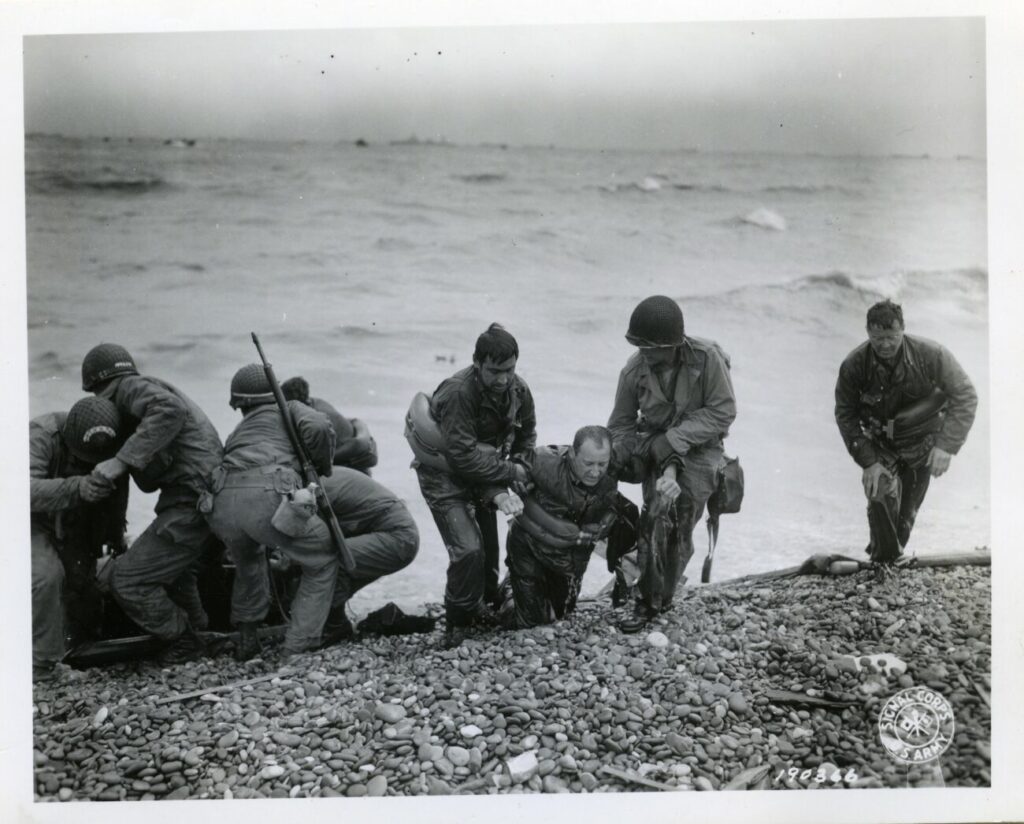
[[764, 688, 857, 709], [154, 671, 288, 705], [897, 550, 991, 568], [599, 765, 685, 792], [723, 764, 772, 790], [974, 680, 991, 708]]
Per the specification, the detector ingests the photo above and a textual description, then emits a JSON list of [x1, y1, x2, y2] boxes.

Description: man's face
[[867, 321, 905, 363], [571, 438, 612, 487], [639, 346, 678, 368], [475, 355, 517, 395]]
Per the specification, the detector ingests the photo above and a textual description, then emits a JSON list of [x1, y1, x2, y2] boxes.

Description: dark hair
[[473, 323, 519, 365], [866, 300, 904, 330], [572, 425, 612, 452], [281, 376, 310, 403]]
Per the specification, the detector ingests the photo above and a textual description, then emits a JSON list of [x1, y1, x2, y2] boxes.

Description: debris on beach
[[32, 564, 990, 799]]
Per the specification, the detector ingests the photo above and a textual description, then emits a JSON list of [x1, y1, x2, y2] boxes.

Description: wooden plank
[[154, 671, 287, 705], [599, 765, 685, 792]]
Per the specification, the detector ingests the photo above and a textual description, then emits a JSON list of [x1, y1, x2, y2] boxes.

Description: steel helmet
[[82, 343, 139, 391], [62, 397, 123, 464], [626, 295, 685, 347], [230, 364, 274, 409]]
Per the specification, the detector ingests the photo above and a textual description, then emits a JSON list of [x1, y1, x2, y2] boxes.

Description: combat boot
[[618, 602, 657, 634], [159, 623, 207, 665], [235, 621, 262, 661]]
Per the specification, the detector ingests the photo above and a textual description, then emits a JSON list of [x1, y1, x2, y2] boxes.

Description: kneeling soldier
[[209, 365, 418, 660], [503, 426, 620, 628], [30, 397, 128, 682]]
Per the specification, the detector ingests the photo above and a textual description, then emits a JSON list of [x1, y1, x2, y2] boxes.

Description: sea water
[[25, 135, 989, 613]]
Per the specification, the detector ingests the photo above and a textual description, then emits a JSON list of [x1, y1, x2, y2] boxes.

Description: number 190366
[[773, 766, 858, 786]]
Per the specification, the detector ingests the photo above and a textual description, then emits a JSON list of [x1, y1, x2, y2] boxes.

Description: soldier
[[835, 300, 977, 565], [30, 397, 128, 682], [408, 323, 536, 647], [83, 344, 224, 663], [502, 426, 620, 629], [208, 365, 418, 659], [281, 376, 379, 474], [608, 296, 737, 633]]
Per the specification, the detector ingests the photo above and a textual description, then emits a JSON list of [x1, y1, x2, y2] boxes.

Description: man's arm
[[835, 357, 879, 468], [509, 384, 537, 460], [290, 400, 337, 477], [333, 418, 379, 469], [29, 422, 83, 513], [932, 345, 978, 455], [439, 391, 519, 485], [664, 348, 737, 454], [110, 376, 189, 473]]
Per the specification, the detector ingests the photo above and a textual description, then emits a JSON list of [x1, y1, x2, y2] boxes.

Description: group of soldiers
[[30, 294, 977, 682]]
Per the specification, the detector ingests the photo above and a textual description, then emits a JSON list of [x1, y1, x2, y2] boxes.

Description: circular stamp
[[878, 686, 955, 764]]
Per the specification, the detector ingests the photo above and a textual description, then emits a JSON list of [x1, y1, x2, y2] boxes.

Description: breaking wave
[[27, 171, 168, 195]]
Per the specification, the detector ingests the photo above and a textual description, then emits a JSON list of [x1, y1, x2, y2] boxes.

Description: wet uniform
[[608, 338, 736, 613], [95, 375, 223, 640], [835, 333, 977, 561], [30, 412, 128, 667], [415, 366, 536, 626]]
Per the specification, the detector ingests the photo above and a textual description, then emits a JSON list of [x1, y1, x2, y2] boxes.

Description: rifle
[[251, 332, 355, 572]]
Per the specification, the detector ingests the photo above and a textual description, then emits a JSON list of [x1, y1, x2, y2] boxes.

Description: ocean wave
[[27, 171, 168, 195], [332, 325, 389, 338], [698, 268, 987, 325], [454, 173, 507, 184], [761, 184, 861, 196], [738, 208, 787, 231]]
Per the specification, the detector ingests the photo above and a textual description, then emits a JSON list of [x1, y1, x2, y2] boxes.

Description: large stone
[[375, 703, 407, 723], [506, 751, 539, 784]]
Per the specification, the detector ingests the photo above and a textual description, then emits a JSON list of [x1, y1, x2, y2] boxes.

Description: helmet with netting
[[81, 343, 139, 391], [62, 397, 123, 464], [230, 364, 275, 409]]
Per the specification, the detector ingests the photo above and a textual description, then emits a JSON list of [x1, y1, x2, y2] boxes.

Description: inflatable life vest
[[515, 496, 582, 549], [404, 392, 452, 472]]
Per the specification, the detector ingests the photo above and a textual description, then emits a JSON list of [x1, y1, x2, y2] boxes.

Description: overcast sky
[[23, 16, 986, 156]]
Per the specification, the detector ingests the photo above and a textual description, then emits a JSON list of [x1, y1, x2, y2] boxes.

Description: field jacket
[[607, 337, 736, 471], [835, 334, 978, 468], [97, 374, 224, 501], [428, 365, 537, 487], [221, 401, 336, 477]]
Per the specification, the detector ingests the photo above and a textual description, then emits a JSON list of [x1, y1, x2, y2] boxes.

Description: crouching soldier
[[502, 426, 620, 628], [84, 344, 224, 663], [209, 365, 418, 660], [30, 397, 128, 682], [835, 300, 977, 565], [608, 296, 737, 633], [407, 323, 536, 647], [281, 376, 379, 475]]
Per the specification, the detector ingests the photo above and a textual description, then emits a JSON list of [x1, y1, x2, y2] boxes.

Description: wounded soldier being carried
[[498, 426, 624, 629]]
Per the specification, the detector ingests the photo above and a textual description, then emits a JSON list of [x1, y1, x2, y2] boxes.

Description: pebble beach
[[31, 562, 991, 800]]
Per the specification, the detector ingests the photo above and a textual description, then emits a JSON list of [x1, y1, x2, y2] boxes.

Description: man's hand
[[80, 473, 115, 503], [93, 456, 128, 483], [494, 490, 525, 517], [926, 447, 953, 477], [655, 465, 681, 502], [861, 462, 890, 499]]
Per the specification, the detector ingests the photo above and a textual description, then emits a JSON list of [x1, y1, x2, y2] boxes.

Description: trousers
[[209, 466, 420, 651], [505, 526, 591, 629], [866, 460, 931, 563], [98, 497, 210, 640], [635, 444, 722, 612], [415, 465, 500, 626], [31, 528, 65, 668]]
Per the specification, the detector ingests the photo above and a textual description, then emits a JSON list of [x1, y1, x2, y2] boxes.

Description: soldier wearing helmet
[[207, 365, 418, 660], [607, 296, 737, 632], [82, 343, 224, 664], [30, 397, 128, 682]]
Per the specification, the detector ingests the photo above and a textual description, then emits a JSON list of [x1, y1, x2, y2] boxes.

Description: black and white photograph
[[2, 1, 1022, 822]]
